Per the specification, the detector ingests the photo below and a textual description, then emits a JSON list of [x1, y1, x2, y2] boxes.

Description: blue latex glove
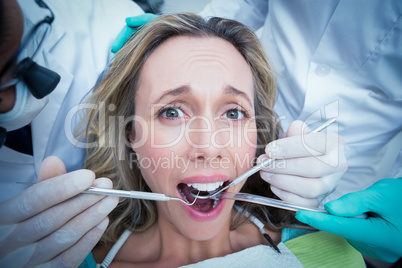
[[111, 13, 158, 53], [296, 178, 402, 263]]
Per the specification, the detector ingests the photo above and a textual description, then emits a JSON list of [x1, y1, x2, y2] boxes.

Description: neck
[[156, 214, 234, 265], [153, 208, 266, 266], [93, 208, 273, 267]]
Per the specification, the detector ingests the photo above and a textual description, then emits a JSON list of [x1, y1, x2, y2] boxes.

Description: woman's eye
[[224, 109, 245, 119], [162, 107, 185, 118]]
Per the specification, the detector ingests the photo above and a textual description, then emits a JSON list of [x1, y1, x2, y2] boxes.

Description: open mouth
[[177, 181, 230, 212]]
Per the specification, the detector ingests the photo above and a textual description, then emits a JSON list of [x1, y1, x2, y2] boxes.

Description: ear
[[128, 130, 136, 151]]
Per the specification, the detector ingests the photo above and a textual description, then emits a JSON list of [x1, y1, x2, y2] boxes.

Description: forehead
[[146, 34, 247, 63], [138, 35, 254, 99]]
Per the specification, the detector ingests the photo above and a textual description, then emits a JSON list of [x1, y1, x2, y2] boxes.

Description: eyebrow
[[223, 85, 253, 107], [153, 85, 191, 103]]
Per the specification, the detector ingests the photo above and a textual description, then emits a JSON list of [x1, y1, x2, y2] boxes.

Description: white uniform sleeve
[[200, 0, 269, 31]]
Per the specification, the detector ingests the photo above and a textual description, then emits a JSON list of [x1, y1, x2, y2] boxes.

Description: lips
[[177, 181, 229, 212]]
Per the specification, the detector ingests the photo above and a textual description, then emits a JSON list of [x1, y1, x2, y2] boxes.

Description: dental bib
[[180, 243, 302, 268]]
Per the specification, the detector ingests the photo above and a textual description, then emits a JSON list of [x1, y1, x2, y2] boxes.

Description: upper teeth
[[187, 182, 224, 192]]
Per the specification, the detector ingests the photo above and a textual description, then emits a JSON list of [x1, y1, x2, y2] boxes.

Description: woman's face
[[130, 36, 257, 240]]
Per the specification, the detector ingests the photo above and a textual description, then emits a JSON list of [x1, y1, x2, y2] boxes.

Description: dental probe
[[15, 182, 199, 205], [191, 118, 337, 200], [221, 192, 326, 213], [83, 187, 199, 206]]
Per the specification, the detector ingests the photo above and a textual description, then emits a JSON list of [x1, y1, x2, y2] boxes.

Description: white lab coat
[[201, 0, 402, 202], [0, 0, 144, 202]]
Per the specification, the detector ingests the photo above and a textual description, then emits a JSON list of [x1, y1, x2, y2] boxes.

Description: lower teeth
[[179, 188, 189, 202], [178, 186, 221, 210], [212, 199, 219, 209]]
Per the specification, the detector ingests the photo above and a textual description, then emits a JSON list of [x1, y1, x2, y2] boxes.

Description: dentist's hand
[[259, 120, 347, 207], [296, 178, 402, 263], [111, 13, 158, 53], [0, 156, 118, 267]]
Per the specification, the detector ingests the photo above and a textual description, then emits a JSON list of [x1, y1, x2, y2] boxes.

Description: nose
[[185, 115, 226, 161]]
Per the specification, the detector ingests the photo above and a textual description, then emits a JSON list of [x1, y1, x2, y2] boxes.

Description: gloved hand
[[296, 178, 402, 263], [0, 156, 118, 267], [259, 120, 347, 207], [111, 13, 158, 53]]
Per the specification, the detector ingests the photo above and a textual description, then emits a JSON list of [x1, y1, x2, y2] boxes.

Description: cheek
[[135, 145, 173, 193], [0, 89, 16, 113], [132, 122, 186, 190], [153, 125, 187, 147], [245, 120, 258, 147], [233, 122, 257, 169], [133, 119, 187, 148], [134, 140, 172, 177]]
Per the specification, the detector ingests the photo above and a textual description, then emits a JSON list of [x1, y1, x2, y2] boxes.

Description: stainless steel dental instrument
[[83, 187, 199, 206], [221, 192, 326, 212], [190, 118, 337, 200]]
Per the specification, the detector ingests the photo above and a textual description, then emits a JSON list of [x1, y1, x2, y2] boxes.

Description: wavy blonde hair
[[80, 13, 295, 244]]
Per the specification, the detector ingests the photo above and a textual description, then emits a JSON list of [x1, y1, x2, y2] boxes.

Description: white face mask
[[0, 82, 48, 132]]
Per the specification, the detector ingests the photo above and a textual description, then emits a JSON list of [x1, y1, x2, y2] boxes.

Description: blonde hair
[[81, 13, 294, 244]]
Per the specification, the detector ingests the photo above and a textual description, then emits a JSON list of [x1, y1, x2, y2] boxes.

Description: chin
[[177, 216, 229, 241], [169, 198, 235, 242]]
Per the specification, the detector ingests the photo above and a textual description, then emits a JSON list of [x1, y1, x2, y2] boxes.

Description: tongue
[[179, 184, 215, 212]]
